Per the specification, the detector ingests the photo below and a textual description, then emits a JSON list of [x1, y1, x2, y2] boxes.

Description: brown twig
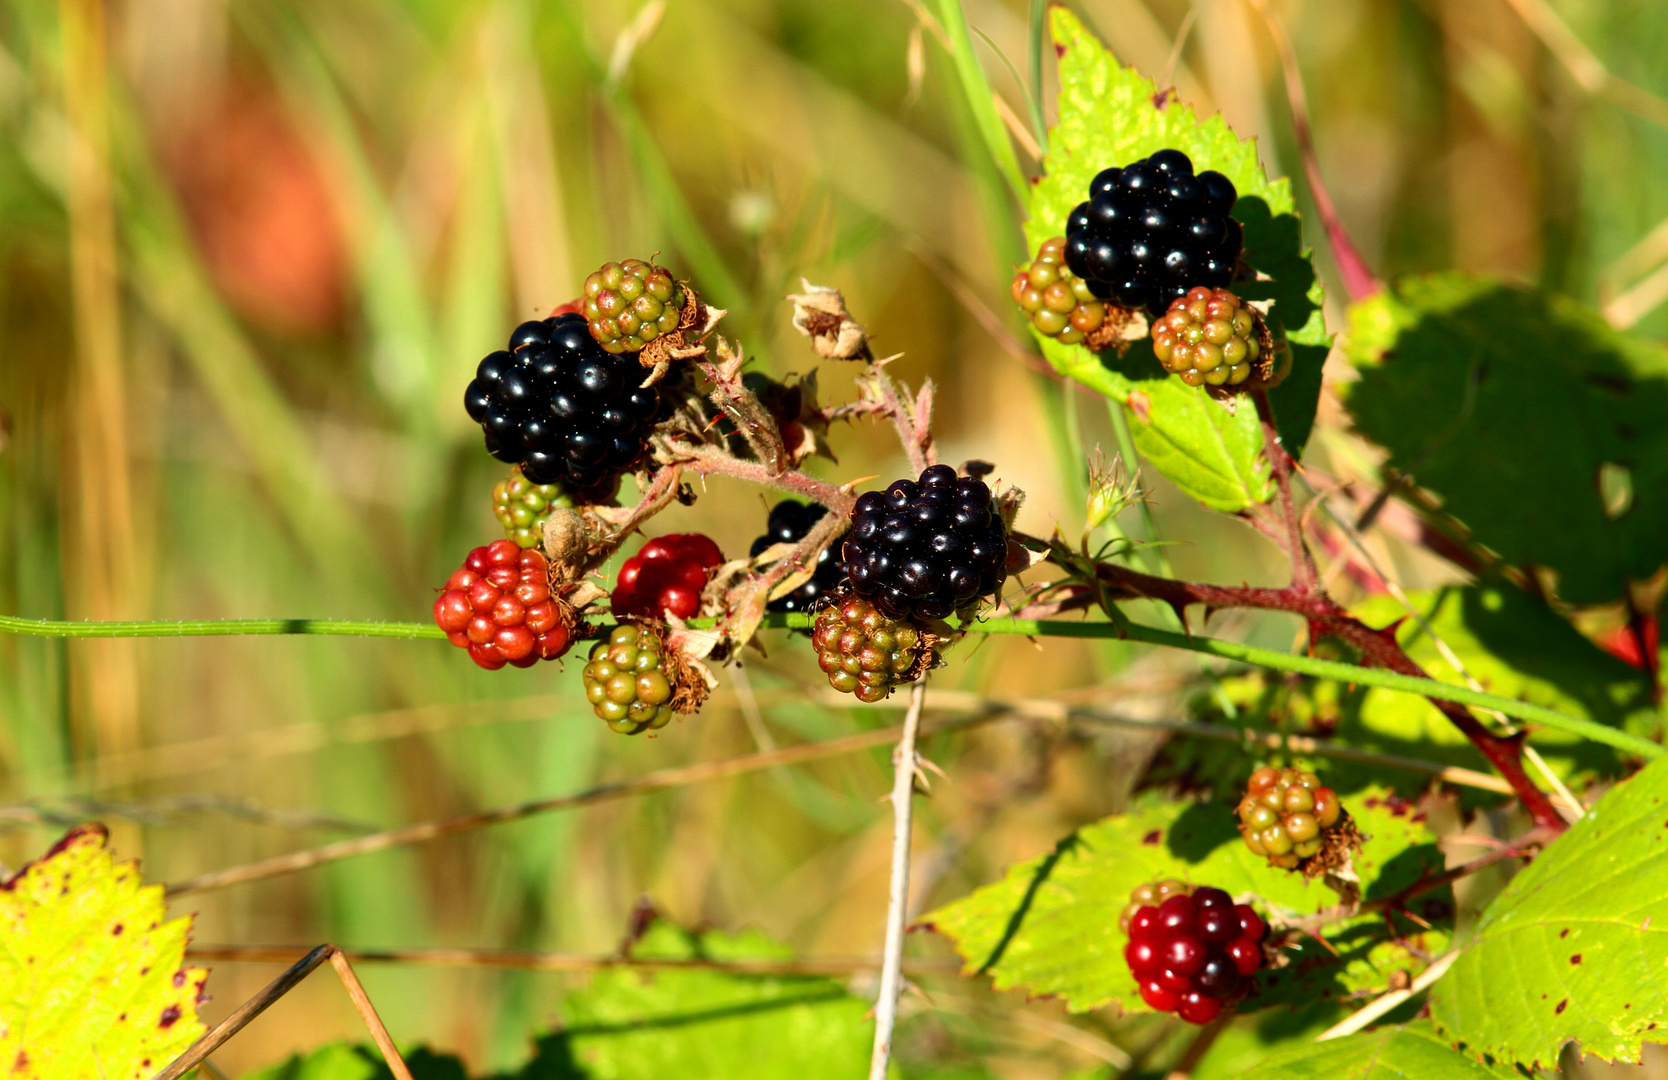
[[165, 708, 1004, 898], [329, 951, 415, 1080], [1163, 1011, 1231, 1079], [869, 679, 929, 1080], [151, 945, 335, 1080], [188, 944, 960, 977]]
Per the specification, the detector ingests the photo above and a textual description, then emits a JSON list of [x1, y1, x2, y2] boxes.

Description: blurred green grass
[[2, 0, 1667, 1075]]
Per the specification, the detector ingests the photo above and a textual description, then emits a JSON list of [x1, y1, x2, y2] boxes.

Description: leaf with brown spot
[[0, 825, 206, 1079]]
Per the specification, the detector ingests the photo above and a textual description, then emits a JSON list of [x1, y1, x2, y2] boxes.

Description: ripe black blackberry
[[750, 500, 846, 614], [463, 313, 665, 500], [1064, 149, 1242, 316], [843, 464, 1007, 622]]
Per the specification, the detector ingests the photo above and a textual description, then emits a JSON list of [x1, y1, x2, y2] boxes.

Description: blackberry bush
[[611, 534, 725, 621], [843, 464, 1007, 621], [750, 500, 845, 614], [433, 539, 575, 670], [582, 623, 675, 734], [1011, 236, 1110, 346], [492, 466, 572, 548], [582, 259, 685, 354], [811, 592, 929, 702], [1064, 148, 1242, 315], [1120, 882, 1267, 1025], [463, 313, 665, 500]]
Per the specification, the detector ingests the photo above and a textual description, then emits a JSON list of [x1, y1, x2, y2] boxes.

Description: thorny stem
[[1252, 390, 1319, 597], [674, 445, 855, 515], [869, 679, 928, 1080]]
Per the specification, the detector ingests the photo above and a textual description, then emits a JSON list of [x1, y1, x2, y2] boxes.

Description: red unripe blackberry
[[433, 539, 573, 670], [843, 464, 1008, 622], [810, 591, 929, 703], [581, 623, 675, 734], [1236, 766, 1344, 869], [582, 259, 685, 354], [611, 533, 725, 621], [1151, 287, 1262, 388], [493, 466, 573, 548], [1011, 237, 1109, 345], [1119, 881, 1267, 1025]]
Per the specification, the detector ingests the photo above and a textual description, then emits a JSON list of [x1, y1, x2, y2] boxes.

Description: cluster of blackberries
[[811, 593, 927, 703], [432, 540, 573, 670], [582, 624, 675, 734], [463, 313, 665, 500], [750, 500, 846, 614], [1237, 766, 1343, 869], [1065, 149, 1242, 315], [1121, 881, 1267, 1025], [844, 465, 1007, 621], [611, 534, 725, 621]]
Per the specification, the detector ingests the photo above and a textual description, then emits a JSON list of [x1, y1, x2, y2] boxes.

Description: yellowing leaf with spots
[[0, 824, 207, 1079]]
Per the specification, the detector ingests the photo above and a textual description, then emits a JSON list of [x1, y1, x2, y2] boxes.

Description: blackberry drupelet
[[582, 259, 685, 354], [1064, 148, 1242, 315], [750, 500, 846, 614], [1121, 881, 1267, 1025], [842, 464, 1007, 622], [463, 313, 665, 500]]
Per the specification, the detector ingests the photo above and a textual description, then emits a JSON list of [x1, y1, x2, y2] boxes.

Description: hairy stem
[[674, 445, 856, 514], [870, 679, 928, 1080]]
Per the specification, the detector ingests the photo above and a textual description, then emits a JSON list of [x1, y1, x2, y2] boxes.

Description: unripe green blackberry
[[810, 592, 930, 703], [1151, 287, 1261, 388], [1236, 766, 1343, 869], [583, 623, 676, 735], [582, 259, 685, 354], [1011, 236, 1110, 346], [492, 466, 573, 548]]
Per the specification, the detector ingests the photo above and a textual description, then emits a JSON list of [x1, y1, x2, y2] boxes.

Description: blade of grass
[[933, 0, 1028, 200]]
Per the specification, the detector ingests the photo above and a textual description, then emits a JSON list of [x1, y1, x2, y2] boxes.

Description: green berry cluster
[[582, 259, 685, 354], [1151, 286, 1261, 388], [582, 624, 676, 735], [492, 466, 573, 548], [1236, 766, 1343, 869], [811, 592, 926, 703], [1010, 236, 1110, 346]]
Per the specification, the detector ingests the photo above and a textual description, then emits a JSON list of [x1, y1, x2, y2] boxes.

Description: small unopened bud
[[1085, 449, 1139, 531]]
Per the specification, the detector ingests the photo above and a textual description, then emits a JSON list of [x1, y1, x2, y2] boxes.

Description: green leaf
[[539, 921, 880, 1080], [242, 1044, 468, 1080], [1235, 1021, 1518, 1079], [1344, 273, 1668, 605], [0, 824, 207, 1080], [1029, 7, 1328, 512], [920, 792, 1448, 1014], [1430, 752, 1668, 1068], [1344, 586, 1658, 786]]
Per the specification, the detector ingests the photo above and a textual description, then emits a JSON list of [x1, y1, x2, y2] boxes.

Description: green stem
[[934, 0, 1028, 200], [1, 613, 1655, 759]]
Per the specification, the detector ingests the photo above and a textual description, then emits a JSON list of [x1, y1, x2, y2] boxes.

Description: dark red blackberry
[[611, 534, 725, 621], [842, 464, 1006, 621], [1121, 881, 1266, 1025], [462, 313, 666, 500], [433, 540, 575, 670], [750, 500, 846, 614], [1064, 149, 1241, 316]]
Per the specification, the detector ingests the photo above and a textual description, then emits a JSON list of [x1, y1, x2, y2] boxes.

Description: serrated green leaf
[[1345, 586, 1657, 786], [0, 825, 206, 1080], [920, 791, 1446, 1014], [1345, 273, 1668, 605], [1430, 752, 1668, 1068], [1235, 1021, 1518, 1079], [1030, 8, 1328, 512], [541, 921, 879, 1080]]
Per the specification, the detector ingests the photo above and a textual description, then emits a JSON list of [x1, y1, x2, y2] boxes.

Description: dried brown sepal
[[1081, 303, 1147, 354], [788, 280, 871, 361], [660, 618, 720, 715], [637, 284, 722, 386], [1302, 810, 1366, 882]]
